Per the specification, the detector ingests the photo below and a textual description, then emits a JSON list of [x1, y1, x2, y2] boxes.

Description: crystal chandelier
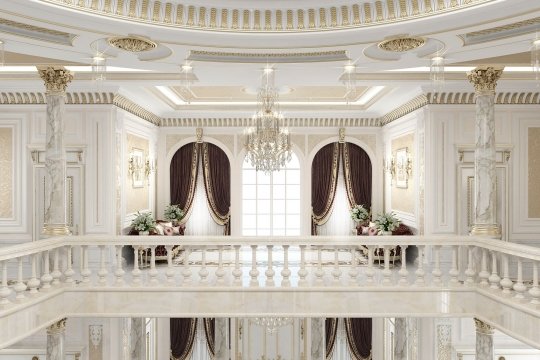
[[91, 54, 107, 82], [244, 66, 291, 174], [250, 317, 293, 334], [532, 38, 540, 86], [342, 63, 357, 104], [430, 55, 445, 99]]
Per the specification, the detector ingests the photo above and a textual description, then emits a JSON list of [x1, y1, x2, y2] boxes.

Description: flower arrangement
[[374, 212, 400, 234], [164, 204, 185, 224], [131, 211, 156, 232], [350, 204, 370, 223]]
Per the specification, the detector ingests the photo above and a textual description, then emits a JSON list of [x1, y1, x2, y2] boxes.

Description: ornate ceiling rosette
[[378, 37, 426, 52], [108, 36, 157, 52]]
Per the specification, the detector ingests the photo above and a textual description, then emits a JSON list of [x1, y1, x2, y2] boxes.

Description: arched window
[[242, 153, 301, 236]]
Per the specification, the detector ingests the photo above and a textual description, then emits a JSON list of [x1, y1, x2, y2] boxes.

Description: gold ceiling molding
[[39, 0, 492, 32], [427, 91, 540, 105], [378, 37, 425, 52], [0, 92, 115, 104], [380, 94, 428, 125], [188, 50, 349, 63], [108, 36, 157, 52], [0, 17, 75, 45], [113, 94, 161, 125], [159, 117, 380, 127]]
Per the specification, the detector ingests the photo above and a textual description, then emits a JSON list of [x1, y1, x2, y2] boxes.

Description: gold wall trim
[[461, 17, 540, 45], [38, 0, 493, 33], [0, 92, 115, 104], [188, 50, 349, 63], [0, 17, 76, 45], [159, 117, 380, 127], [381, 94, 429, 126], [113, 94, 161, 125]]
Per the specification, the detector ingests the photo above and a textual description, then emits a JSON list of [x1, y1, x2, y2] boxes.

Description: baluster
[[81, 245, 91, 284], [98, 245, 108, 285], [431, 246, 442, 286], [132, 246, 142, 285], [415, 245, 425, 286], [348, 247, 359, 285], [149, 246, 159, 285], [249, 245, 259, 287], [165, 246, 175, 285], [51, 249, 61, 286], [513, 258, 526, 300], [449, 246, 459, 286], [382, 246, 392, 286], [332, 246, 342, 285], [530, 262, 540, 305], [298, 245, 308, 287], [281, 245, 291, 287], [114, 245, 125, 285], [265, 245, 275, 287], [182, 246, 192, 285], [488, 251, 500, 290], [232, 245, 242, 286], [0, 261, 11, 306], [28, 254, 40, 294], [199, 246, 209, 284], [41, 250, 52, 290], [315, 245, 324, 285], [500, 254, 513, 295], [64, 246, 74, 285], [478, 249, 490, 287], [216, 245, 226, 285], [14, 257, 27, 301], [365, 245, 375, 286], [464, 246, 475, 286], [398, 246, 409, 286]]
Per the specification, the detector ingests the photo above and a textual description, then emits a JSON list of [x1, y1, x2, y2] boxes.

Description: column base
[[470, 224, 501, 237], [42, 224, 71, 236]]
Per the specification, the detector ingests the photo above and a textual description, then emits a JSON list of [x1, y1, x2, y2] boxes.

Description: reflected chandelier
[[250, 317, 293, 334], [244, 66, 291, 174]]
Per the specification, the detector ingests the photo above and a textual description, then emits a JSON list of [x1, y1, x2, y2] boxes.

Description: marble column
[[122, 318, 146, 360], [466, 66, 504, 237], [215, 318, 229, 360], [37, 66, 73, 236], [394, 318, 419, 360], [310, 318, 324, 360], [474, 318, 494, 360], [46, 318, 67, 360], [89, 325, 103, 360]]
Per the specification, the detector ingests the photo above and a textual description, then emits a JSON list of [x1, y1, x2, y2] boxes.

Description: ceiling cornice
[[38, 0, 492, 33]]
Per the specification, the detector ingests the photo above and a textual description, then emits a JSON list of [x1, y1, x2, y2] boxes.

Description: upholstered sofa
[[128, 221, 185, 265], [357, 223, 414, 263]]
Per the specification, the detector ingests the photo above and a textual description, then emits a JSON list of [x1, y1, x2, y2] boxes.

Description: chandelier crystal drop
[[430, 56, 445, 99], [91, 54, 107, 82], [343, 63, 357, 104], [532, 38, 540, 86], [244, 66, 291, 174], [250, 317, 293, 334]]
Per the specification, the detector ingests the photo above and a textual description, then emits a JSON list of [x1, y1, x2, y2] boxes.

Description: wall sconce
[[385, 148, 412, 188], [128, 149, 155, 188]]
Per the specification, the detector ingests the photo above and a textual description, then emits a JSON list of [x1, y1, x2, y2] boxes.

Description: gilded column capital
[[474, 318, 494, 335], [46, 318, 67, 334], [466, 66, 504, 94], [37, 66, 73, 94]]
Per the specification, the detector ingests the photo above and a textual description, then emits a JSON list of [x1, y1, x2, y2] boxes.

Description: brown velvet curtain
[[325, 318, 339, 359], [170, 318, 197, 360], [170, 143, 199, 222], [343, 142, 372, 210], [202, 143, 231, 235], [345, 318, 372, 360], [203, 318, 215, 357], [311, 143, 340, 235]]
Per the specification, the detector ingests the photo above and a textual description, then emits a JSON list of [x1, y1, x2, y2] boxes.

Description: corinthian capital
[[473, 318, 494, 335], [38, 66, 73, 94], [46, 318, 67, 334], [466, 66, 504, 94]]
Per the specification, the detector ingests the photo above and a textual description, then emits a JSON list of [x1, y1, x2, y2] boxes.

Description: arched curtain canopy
[[170, 142, 231, 235], [311, 142, 372, 235]]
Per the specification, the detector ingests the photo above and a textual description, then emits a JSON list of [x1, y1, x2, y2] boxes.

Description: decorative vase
[[381, 230, 392, 236], [171, 219, 179, 227], [139, 230, 149, 236]]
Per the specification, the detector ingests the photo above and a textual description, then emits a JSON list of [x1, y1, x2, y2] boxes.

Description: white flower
[[350, 204, 369, 222]]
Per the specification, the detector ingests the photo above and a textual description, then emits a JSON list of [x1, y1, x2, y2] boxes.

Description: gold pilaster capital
[[474, 318, 494, 335], [466, 66, 504, 94], [37, 66, 73, 94], [47, 318, 67, 334]]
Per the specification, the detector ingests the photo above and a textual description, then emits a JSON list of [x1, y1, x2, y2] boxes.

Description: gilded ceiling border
[[39, 0, 492, 33]]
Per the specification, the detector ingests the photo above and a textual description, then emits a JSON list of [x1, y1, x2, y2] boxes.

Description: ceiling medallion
[[378, 37, 426, 52], [108, 36, 157, 52]]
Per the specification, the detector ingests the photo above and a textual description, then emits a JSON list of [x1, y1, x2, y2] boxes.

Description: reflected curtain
[[202, 143, 231, 235], [311, 143, 340, 235], [342, 142, 372, 210], [170, 143, 199, 222], [203, 318, 215, 357], [170, 318, 197, 360], [344, 318, 372, 360], [325, 318, 339, 359]]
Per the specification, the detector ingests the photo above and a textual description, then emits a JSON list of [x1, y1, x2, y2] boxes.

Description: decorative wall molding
[[0, 92, 115, 104], [0, 17, 75, 45], [39, 0, 492, 33], [160, 117, 380, 127], [381, 94, 428, 126], [188, 50, 348, 63], [112, 94, 161, 126], [461, 16, 540, 45]]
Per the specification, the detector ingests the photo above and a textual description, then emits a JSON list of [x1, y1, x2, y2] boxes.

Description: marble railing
[[0, 235, 539, 303]]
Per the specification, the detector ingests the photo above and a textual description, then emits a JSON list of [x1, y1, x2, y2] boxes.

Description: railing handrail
[[1, 235, 540, 262]]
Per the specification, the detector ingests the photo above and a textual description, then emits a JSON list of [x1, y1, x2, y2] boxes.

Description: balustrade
[[0, 235, 538, 310]]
